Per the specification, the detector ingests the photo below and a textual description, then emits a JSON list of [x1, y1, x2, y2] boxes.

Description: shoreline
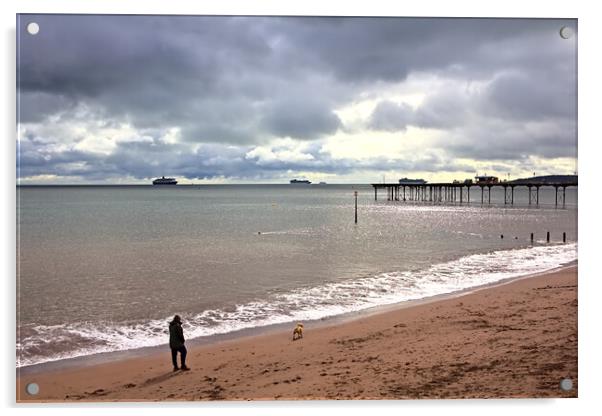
[[17, 264, 578, 401], [17, 261, 576, 375]]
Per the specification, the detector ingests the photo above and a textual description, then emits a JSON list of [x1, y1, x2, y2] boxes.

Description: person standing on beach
[[169, 315, 190, 371]]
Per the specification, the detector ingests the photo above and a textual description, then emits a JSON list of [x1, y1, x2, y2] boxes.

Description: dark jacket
[[169, 320, 185, 349]]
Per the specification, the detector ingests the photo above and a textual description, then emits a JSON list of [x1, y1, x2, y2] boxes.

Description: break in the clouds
[[17, 15, 577, 183]]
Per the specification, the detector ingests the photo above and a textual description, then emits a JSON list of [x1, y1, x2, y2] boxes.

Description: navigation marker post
[[354, 191, 358, 224]]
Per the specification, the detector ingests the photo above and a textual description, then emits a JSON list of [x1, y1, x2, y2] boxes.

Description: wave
[[17, 243, 577, 367], [256, 227, 315, 236]]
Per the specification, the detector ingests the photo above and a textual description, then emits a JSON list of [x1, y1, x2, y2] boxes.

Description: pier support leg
[[374, 187, 377, 201], [563, 186, 566, 208], [555, 186, 558, 207], [511, 186, 514, 205], [488, 186, 492, 204], [481, 186, 484, 204]]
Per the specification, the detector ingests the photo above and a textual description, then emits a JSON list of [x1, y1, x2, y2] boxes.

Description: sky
[[16, 15, 577, 184]]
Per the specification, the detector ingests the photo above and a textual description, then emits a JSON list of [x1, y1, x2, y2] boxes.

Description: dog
[[292, 323, 304, 341]]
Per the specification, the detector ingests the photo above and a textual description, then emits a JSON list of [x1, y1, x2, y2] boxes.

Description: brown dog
[[292, 323, 304, 341]]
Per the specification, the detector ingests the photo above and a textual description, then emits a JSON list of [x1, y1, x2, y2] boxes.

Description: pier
[[372, 177, 578, 207]]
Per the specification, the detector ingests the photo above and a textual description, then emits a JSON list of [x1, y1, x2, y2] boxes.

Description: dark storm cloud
[[17, 15, 577, 181], [267, 18, 550, 83]]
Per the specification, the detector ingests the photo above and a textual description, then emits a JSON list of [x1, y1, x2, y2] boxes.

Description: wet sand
[[17, 266, 577, 401]]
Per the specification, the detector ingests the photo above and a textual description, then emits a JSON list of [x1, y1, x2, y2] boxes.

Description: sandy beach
[[17, 266, 577, 402]]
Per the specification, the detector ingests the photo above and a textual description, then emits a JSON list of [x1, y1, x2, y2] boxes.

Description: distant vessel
[[290, 179, 311, 184], [399, 177, 427, 185], [152, 176, 178, 185], [318, 182, 327, 185]]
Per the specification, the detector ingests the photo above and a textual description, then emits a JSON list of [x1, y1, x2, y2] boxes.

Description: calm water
[[16, 184, 578, 367]]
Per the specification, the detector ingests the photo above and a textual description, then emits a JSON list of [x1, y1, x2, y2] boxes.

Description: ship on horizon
[[399, 177, 427, 185], [290, 179, 311, 184], [152, 176, 178, 185]]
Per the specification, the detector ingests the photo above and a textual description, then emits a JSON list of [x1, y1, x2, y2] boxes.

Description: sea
[[16, 184, 578, 368]]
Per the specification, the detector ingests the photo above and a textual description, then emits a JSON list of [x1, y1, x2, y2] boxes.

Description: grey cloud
[[18, 130, 474, 182], [482, 71, 576, 121], [275, 18, 574, 83], [413, 88, 472, 129], [18, 92, 78, 123], [444, 118, 577, 161], [17, 15, 577, 181], [369, 101, 414, 132], [260, 97, 342, 140], [18, 16, 576, 137], [366, 55, 575, 162]]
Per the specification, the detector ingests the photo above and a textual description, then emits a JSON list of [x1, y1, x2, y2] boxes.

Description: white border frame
[[3, 1, 599, 415]]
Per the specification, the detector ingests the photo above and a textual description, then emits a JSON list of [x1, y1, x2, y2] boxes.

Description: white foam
[[17, 243, 577, 367]]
